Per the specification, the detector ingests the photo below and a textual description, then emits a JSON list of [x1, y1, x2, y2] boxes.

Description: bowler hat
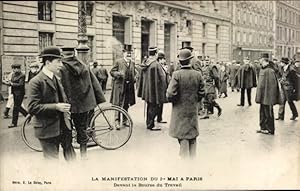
[[281, 57, 289, 64], [11, 63, 21, 68], [40, 46, 62, 58], [178, 49, 193, 61], [93, 61, 98, 66], [157, 51, 165, 59], [123, 44, 132, 52], [260, 53, 269, 59]]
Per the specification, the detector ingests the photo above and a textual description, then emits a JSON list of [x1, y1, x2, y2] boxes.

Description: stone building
[[231, 1, 276, 62], [0, 1, 232, 91], [275, 0, 300, 59]]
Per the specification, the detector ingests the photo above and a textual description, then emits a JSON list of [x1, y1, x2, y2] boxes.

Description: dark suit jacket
[[27, 71, 71, 139], [11, 72, 25, 96]]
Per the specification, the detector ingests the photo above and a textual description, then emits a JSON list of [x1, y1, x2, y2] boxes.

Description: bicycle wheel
[[21, 115, 42, 152], [89, 105, 133, 150]]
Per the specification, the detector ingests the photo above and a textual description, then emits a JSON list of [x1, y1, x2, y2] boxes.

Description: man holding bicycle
[[59, 47, 106, 159], [27, 46, 76, 161]]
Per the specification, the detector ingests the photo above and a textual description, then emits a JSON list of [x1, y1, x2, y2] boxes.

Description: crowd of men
[[2, 43, 300, 160]]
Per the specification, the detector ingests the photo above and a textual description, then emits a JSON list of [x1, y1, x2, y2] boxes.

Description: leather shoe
[[290, 116, 298, 120], [147, 127, 161, 131], [199, 115, 209, 120], [275, 117, 283, 120], [157, 120, 167, 124], [237, 104, 244, 106], [8, 124, 17, 128]]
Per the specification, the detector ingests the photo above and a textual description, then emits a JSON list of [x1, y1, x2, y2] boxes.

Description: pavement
[[0, 88, 299, 190]]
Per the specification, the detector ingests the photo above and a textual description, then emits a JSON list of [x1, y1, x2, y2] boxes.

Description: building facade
[[231, 1, 276, 62], [0, 1, 232, 91], [275, 0, 300, 59]]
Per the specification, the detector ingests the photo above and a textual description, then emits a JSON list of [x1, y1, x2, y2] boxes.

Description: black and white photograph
[[0, 0, 300, 190]]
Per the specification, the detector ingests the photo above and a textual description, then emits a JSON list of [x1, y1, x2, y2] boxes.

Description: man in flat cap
[[276, 57, 299, 120], [27, 62, 41, 82], [59, 46, 106, 158], [167, 48, 205, 158], [27, 46, 76, 160], [255, 53, 281, 135], [4, 63, 28, 128], [137, 47, 167, 130], [110, 44, 136, 128]]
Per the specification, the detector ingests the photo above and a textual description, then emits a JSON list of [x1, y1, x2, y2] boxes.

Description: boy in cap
[[27, 46, 76, 160], [3, 63, 28, 127], [167, 48, 205, 158]]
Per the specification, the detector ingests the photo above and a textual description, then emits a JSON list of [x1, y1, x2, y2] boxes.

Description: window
[[243, 32, 246, 43], [39, 32, 53, 52], [284, 28, 287, 41], [243, 11, 246, 24], [255, 15, 258, 25], [202, 23, 206, 37], [216, 25, 219, 39], [112, 16, 126, 44], [216, 44, 219, 58], [38, 1, 52, 21], [237, 9, 240, 23], [237, 31, 240, 43], [186, 20, 192, 34], [87, 36, 94, 62], [86, 2, 94, 25], [249, 33, 252, 44], [202, 43, 206, 56]]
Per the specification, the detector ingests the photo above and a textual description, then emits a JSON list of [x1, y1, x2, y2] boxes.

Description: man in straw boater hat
[[27, 46, 76, 160], [137, 47, 168, 131], [167, 48, 205, 158], [255, 53, 282, 135], [275, 57, 299, 121], [110, 44, 136, 129], [59, 47, 106, 159]]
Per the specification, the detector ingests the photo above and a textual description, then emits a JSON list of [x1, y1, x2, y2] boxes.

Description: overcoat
[[110, 58, 136, 107], [167, 65, 205, 140], [255, 65, 282, 106], [137, 57, 167, 104], [27, 72, 71, 139], [219, 70, 229, 94], [60, 56, 106, 113], [280, 64, 300, 101], [235, 64, 257, 89], [228, 64, 239, 87]]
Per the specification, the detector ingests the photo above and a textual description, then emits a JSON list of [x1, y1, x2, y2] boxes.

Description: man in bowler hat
[[27, 46, 76, 160], [110, 44, 136, 128], [167, 48, 205, 158], [256, 53, 281, 135]]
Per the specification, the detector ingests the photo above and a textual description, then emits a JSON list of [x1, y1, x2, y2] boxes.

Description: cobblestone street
[[1, 89, 299, 190]]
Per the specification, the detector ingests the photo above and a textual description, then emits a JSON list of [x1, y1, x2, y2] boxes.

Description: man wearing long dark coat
[[110, 45, 136, 121], [137, 47, 167, 131], [167, 48, 205, 158], [228, 60, 240, 92], [236, 57, 257, 106], [256, 54, 282, 135]]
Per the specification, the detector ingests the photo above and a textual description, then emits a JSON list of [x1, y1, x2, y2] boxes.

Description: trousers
[[240, 88, 252, 106], [259, 104, 275, 133], [71, 112, 90, 145], [12, 93, 27, 125]]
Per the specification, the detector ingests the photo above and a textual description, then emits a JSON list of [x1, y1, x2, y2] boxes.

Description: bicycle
[[21, 104, 133, 152]]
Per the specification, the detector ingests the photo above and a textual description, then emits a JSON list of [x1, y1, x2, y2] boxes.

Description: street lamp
[[77, 1, 90, 65]]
